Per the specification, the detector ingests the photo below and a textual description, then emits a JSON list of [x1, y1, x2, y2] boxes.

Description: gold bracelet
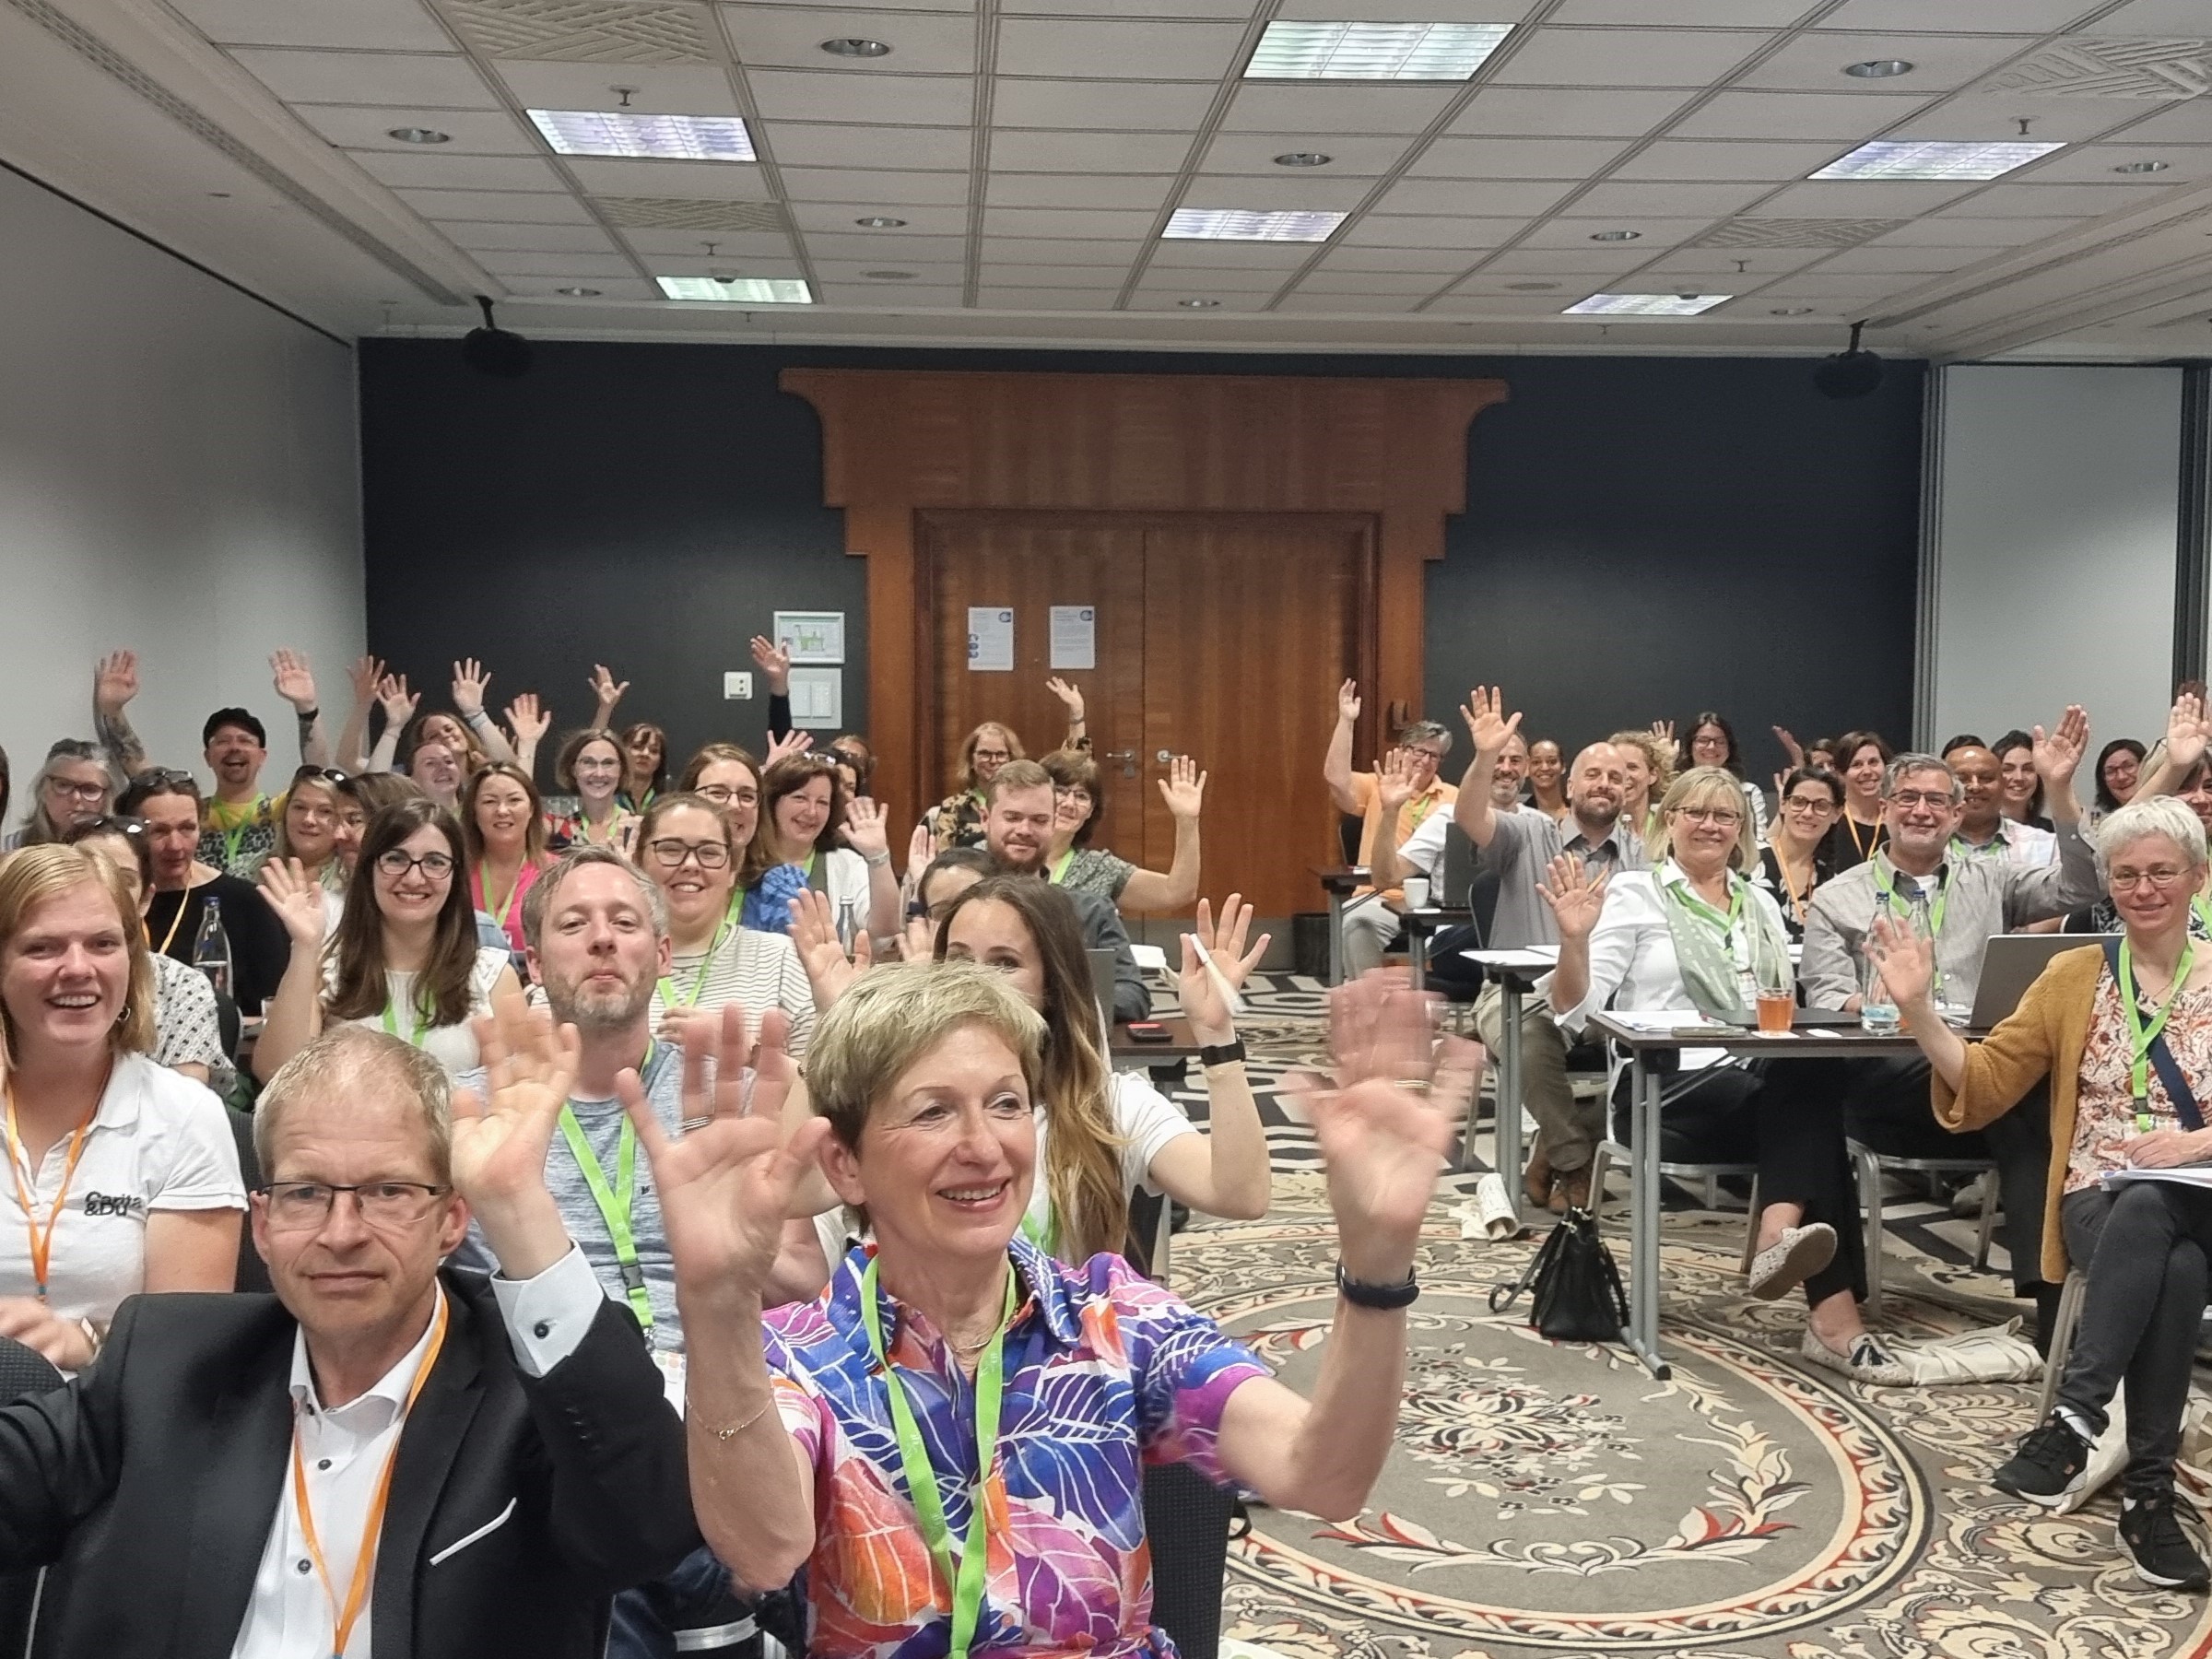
[[694, 1398, 773, 1442]]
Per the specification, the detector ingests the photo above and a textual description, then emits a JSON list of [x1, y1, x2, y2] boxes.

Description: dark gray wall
[[360, 340, 1923, 779]]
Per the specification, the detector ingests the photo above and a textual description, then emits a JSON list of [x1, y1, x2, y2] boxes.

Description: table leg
[[1625, 1058, 1670, 1380], [1326, 891, 1346, 988], [1495, 980, 1524, 1203], [1408, 926, 1428, 991]]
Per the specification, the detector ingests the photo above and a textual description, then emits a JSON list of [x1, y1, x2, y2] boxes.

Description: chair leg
[[1974, 1176, 1998, 1271], [1703, 1172, 1718, 1210], [2036, 1269, 2088, 1418], [1740, 1174, 1764, 1275], [1587, 1142, 1617, 1230], [1853, 1144, 1884, 1322]]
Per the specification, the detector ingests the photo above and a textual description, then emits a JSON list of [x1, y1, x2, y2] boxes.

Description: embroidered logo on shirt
[[80, 1192, 147, 1219]]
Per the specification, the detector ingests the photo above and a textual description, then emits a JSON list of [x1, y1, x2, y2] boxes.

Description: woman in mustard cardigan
[[1872, 794, 2212, 1592]]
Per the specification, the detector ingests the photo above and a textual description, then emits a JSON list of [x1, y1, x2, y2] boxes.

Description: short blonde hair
[[0, 845, 155, 1066], [256, 1025, 453, 1183], [1609, 729, 1676, 795], [807, 959, 1045, 1151], [1653, 765, 1759, 874], [2095, 794, 2209, 880]]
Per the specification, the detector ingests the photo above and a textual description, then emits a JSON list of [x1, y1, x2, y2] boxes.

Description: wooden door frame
[[781, 367, 1508, 830]]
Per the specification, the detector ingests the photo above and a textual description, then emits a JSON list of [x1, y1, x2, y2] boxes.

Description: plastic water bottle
[[193, 898, 233, 1002]]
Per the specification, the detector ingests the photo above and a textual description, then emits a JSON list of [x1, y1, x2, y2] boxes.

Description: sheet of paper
[[968, 606, 1014, 672], [1049, 605, 1096, 671], [771, 610, 845, 665], [787, 667, 841, 729], [2101, 1166, 2212, 1190]]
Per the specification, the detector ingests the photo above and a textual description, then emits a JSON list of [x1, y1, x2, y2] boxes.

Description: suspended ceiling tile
[[1819, 244, 1999, 272], [1336, 214, 1526, 248], [1406, 135, 1632, 178], [1941, 181, 2174, 215], [489, 61, 742, 113], [643, 248, 807, 273], [1751, 179, 1983, 215], [1561, 179, 1774, 217], [766, 123, 976, 169], [1220, 85, 1459, 135], [1815, 0, 2128, 29], [1005, 0, 1254, 17], [448, 0, 717, 64], [745, 68, 975, 124], [972, 288, 1127, 307], [1481, 245, 1653, 271], [593, 195, 788, 228], [815, 283, 965, 304], [1196, 132, 1409, 175], [1309, 243, 1490, 272], [349, 150, 572, 189], [1147, 243, 1320, 272], [308, 106, 544, 151], [1866, 213, 2077, 245], [782, 167, 973, 203], [1486, 27, 1775, 88], [1549, 0, 1808, 20], [1181, 173, 1372, 209], [1608, 137, 1853, 181], [801, 229, 970, 257], [2037, 142, 2212, 183], [500, 276, 664, 298], [991, 78, 1218, 126], [228, 48, 502, 107], [1133, 265, 1290, 289], [979, 234, 1148, 261], [1292, 267, 1448, 292], [1644, 244, 1830, 273], [1735, 32, 2043, 93], [441, 218, 623, 249], [1753, 273, 1922, 297], [471, 249, 646, 276], [562, 157, 771, 196], [1371, 177, 1572, 216], [2093, 0, 2212, 29], [397, 186, 601, 221], [1669, 89, 1924, 140], [1898, 91, 2154, 146], [791, 198, 967, 230], [990, 128, 1196, 171], [1450, 86, 1691, 135], [984, 173, 1177, 209], [2118, 101, 2212, 143], [171, 0, 456, 51], [1272, 291, 1421, 311], [985, 204, 1167, 236], [812, 258, 967, 281], [616, 226, 796, 253], [1275, 0, 1539, 18], [1123, 290, 1270, 310], [1425, 290, 1602, 312], [724, 8, 979, 73], [1515, 214, 1713, 248], [994, 18, 1249, 78]]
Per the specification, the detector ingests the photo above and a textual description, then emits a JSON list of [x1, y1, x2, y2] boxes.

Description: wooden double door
[[919, 511, 1373, 923]]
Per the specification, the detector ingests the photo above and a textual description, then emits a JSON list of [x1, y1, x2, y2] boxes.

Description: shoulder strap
[[2102, 937, 2206, 1134]]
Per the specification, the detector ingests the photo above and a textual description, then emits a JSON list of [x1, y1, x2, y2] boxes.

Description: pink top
[[471, 858, 544, 956]]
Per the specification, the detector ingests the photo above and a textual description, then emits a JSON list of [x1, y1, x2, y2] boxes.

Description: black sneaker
[[1992, 1412, 2092, 1506], [2119, 1490, 2211, 1590]]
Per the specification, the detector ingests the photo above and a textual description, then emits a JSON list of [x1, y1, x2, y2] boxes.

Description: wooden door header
[[781, 367, 1505, 514]]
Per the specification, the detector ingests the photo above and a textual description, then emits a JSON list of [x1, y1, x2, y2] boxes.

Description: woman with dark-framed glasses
[[4, 740, 112, 851], [252, 799, 520, 1081]]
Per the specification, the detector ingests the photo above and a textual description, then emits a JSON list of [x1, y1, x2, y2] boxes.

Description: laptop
[[1967, 933, 2117, 1030]]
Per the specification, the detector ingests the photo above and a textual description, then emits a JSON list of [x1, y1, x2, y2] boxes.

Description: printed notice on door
[[968, 607, 1015, 672], [1048, 606, 1096, 671]]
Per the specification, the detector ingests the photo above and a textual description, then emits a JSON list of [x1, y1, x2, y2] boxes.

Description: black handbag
[[1488, 1207, 1630, 1343]]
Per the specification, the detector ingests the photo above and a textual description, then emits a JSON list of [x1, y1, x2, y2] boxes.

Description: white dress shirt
[[229, 1245, 604, 1659]]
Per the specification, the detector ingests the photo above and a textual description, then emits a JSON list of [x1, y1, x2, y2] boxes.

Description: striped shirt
[[646, 924, 817, 1055]]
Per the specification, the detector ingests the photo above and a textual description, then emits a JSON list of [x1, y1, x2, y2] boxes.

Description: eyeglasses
[[694, 784, 759, 807], [2109, 866, 2194, 892], [1672, 806, 1742, 827], [972, 748, 1012, 764], [374, 850, 456, 880], [258, 1181, 450, 1230], [49, 780, 109, 803], [644, 837, 731, 870], [1885, 790, 1956, 810], [1783, 794, 1838, 814]]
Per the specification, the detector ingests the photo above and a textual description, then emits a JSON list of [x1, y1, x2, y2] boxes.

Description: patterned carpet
[[1145, 974, 2212, 1659]]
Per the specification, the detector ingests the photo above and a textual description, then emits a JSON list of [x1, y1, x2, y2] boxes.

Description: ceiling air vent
[[1693, 219, 1908, 249], [595, 197, 788, 231], [442, 0, 713, 64], [1980, 39, 2212, 99]]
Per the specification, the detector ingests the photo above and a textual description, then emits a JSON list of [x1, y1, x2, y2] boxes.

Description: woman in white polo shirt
[[0, 845, 244, 1371]]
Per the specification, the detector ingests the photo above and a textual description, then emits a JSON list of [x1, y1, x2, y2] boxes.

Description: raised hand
[[1045, 677, 1085, 719], [623, 1005, 831, 1304], [1865, 913, 1935, 1008], [377, 674, 419, 727], [1650, 718, 1676, 747], [504, 691, 550, 747], [92, 650, 139, 717], [789, 888, 865, 1007], [270, 649, 318, 712], [905, 821, 935, 880], [452, 986, 578, 1212], [896, 912, 935, 962], [1535, 853, 1608, 942], [349, 655, 385, 707], [258, 857, 330, 952], [1158, 755, 1206, 820], [1458, 686, 1524, 762], [1336, 678, 1361, 724], [749, 635, 792, 696], [1772, 725, 1805, 770], [451, 658, 492, 718], [587, 663, 629, 715], [764, 729, 812, 769], [837, 796, 890, 861], [2169, 691, 2212, 776], [1374, 747, 1416, 813], [1179, 894, 1269, 1043], [2032, 704, 2090, 789]]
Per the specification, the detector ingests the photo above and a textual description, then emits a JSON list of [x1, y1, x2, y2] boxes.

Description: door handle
[[1102, 748, 1139, 779], [1155, 749, 1172, 764]]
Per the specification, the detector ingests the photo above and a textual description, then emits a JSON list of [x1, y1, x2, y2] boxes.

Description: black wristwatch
[[1335, 1260, 1419, 1310], [1198, 1040, 1246, 1067]]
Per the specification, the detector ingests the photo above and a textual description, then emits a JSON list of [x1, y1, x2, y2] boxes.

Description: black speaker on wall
[[461, 295, 533, 379], [1814, 320, 1885, 401]]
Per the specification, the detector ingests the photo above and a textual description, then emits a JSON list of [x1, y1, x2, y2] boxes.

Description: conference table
[[1459, 947, 1558, 1191], [1400, 904, 1472, 991], [1110, 1017, 1205, 1082], [1588, 1012, 1948, 1380], [1312, 865, 1368, 986]]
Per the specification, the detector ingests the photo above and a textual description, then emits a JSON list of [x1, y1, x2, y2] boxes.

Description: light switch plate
[[723, 672, 753, 700]]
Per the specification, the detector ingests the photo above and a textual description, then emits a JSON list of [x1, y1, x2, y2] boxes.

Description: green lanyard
[[556, 1100, 655, 1334], [1663, 872, 1743, 935], [1018, 1205, 1057, 1257], [1046, 848, 1076, 887], [379, 989, 429, 1048], [800, 851, 818, 881], [479, 863, 524, 931], [658, 900, 738, 1011], [213, 795, 267, 870], [859, 1253, 1016, 1659], [2118, 935, 2197, 1122], [1871, 858, 1948, 940], [2194, 894, 2212, 938]]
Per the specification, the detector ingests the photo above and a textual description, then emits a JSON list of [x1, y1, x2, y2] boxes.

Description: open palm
[[257, 857, 328, 951], [453, 989, 578, 1208], [1178, 894, 1267, 1038]]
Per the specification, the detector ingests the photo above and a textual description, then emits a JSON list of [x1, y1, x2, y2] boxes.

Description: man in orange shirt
[[1323, 680, 1460, 978]]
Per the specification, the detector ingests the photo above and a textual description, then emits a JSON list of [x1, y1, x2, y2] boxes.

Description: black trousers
[[2058, 1182, 2212, 1497], [1612, 1056, 1865, 1307], [1841, 1054, 2053, 1295]]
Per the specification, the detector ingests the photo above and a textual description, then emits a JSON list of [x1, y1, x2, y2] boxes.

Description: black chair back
[[0, 1338, 63, 1657], [227, 1107, 271, 1294], [1142, 1463, 1235, 1659]]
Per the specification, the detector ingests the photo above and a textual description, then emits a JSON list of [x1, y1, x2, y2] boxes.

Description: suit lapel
[[371, 1279, 487, 1659], [174, 1306, 295, 1659]]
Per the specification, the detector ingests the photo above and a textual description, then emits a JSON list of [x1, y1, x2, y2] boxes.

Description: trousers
[[1476, 981, 1601, 1172]]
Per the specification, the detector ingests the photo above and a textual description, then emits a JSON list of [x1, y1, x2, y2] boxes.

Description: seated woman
[[1872, 794, 2212, 1589], [1545, 764, 1901, 1382], [1607, 728, 1673, 841], [1759, 766, 1845, 942], [1526, 738, 1569, 822], [62, 818, 232, 1091], [120, 771, 291, 1018], [678, 742, 806, 934], [546, 729, 636, 853], [0, 846, 243, 1371], [253, 798, 521, 1081], [827, 734, 876, 800], [759, 754, 900, 947], [1822, 730, 1893, 868], [5, 741, 112, 852], [463, 761, 550, 958], [264, 765, 350, 932], [2093, 737, 2147, 827], [2066, 712, 2212, 940], [1678, 711, 1768, 842], [619, 721, 669, 813], [332, 771, 423, 884], [923, 722, 1024, 850], [1997, 728, 2054, 831], [634, 793, 815, 1054], [630, 962, 1464, 1653], [1039, 747, 1203, 913]]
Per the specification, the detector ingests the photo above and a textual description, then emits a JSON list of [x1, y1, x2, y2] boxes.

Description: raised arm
[[271, 650, 331, 768], [1120, 757, 1204, 912], [1869, 917, 1968, 1088], [751, 637, 794, 742], [2006, 704, 2100, 923], [1364, 751, 1418, 891], [1323, 679, 1362, 814], [334, 656, 383, 774], [505, 692, 550, 781], [836, 798, 902, 943], [2136, 691, 2207, 802], [585, 664, 629, 735], [91, 651, 147, 779], [1449, 686, 1523, 849], [452, 659, 518, 765], [368, 675, 418, 774], [1535, 853, 1610, 1021], [249, 858, 331, 1081], [1046, 676, 1089, 752], [1142, 898, 1271, 1220]]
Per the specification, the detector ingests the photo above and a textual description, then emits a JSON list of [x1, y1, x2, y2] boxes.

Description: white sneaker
[[1747, 1223, 1837, 1300]]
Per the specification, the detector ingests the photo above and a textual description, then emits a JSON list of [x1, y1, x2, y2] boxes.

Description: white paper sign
[[772, 611, 845, 665], [1048, 605, 1096, 672], [968, 607, 1015, 672], [787, 667, 842, 730]]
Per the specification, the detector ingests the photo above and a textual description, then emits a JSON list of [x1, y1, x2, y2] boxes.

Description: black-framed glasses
[[257, 1181, 451, 1230], [694, 784, 759, 807], [49, 779, 110, 803], [374, 849, 456, 880], [643, 837, 731, 870]]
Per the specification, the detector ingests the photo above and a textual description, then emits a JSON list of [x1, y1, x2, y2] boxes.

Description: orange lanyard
[[291, 1291, 450, 1659], [1844, 813, 1885, 861], [1771, 849, 1811, 925], [4, 1075, 107, 1301], [150, 892, 191, 958]]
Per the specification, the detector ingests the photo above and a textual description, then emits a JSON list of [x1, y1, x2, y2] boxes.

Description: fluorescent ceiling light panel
[[529, 110, 755, 162], [1809, 139, 2063, 182], [656, 276, 812, 303], [1245, 20, 1512, 80], [1563, 293, 1731, 316], [1164, 207, 1346, 241]]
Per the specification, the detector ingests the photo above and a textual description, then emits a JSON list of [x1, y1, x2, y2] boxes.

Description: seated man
[[0, 1018, 697, 1657], [1943, 738, 2057, 868], [1801, 726, 2100, 1341], [982, 759, 1149, 1021], [1322, 681, 1457, 977]]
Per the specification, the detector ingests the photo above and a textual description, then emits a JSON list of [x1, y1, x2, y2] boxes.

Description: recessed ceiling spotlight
[[1178, 298, 1221, 308], [387, 127, 450, 144], [1588, 229, 1641, 241], [855, 215, 907, 229], [556, 286, 602, 297], [1273, 151, 1333, 167], [864, 269, 918, 279], [1770, 306, 1814, 315], [1842, 59, 1913, 78], [2113, 159, 2171, 173], [820, 37, 891, 56], [1503, 281, 1559, 291]]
